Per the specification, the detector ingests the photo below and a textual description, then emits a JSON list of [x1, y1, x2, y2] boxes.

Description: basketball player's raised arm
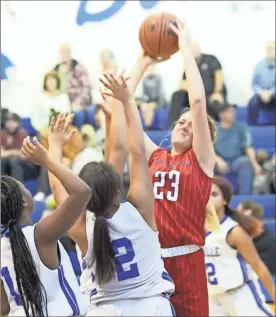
[[228, 226, 276, 303], [99, 75, 128, 177], [170, 22, 216, 177], [102, 74, 156, 231], [127, 53, 168, 161], [23, 114, 91, 244]]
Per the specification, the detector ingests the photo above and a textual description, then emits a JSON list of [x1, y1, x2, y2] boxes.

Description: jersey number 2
[[153, 170, 180, 201], [205, 263, 218, 285], [112, 238, 140, 281]]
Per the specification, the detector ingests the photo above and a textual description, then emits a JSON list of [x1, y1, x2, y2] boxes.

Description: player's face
[[46, 76, 58, 92], [210, 184, 226, 213], [171, 111, 193, 150], [18, 182, 34, 214]]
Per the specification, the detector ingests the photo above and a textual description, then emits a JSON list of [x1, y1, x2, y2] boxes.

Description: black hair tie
[[8, 219, 17, 227]]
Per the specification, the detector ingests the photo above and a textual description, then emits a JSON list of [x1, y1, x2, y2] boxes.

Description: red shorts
[[164, 248, 208, 317]]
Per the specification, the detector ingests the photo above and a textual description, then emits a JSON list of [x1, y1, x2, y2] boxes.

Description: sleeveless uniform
[[1, 225, 86, 316], [79, 202, 175, 316], [204, 216, 274, 316], [149, 148, 211, 317]]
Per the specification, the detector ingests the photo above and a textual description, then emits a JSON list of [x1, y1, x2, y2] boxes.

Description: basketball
[[139, 12, 179, 58]]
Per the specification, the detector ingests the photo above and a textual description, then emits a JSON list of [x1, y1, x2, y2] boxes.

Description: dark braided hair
[[1, 176, 48, 317]]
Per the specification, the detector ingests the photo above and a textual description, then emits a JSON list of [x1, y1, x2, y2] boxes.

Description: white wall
[[1, 0, 275, 117]]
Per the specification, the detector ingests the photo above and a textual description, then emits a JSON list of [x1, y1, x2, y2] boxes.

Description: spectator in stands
[[54, 43, 92, 110], [31, 71, 71, 134], [71, 124, 104, 175], [99, 48, 118, 73], [169, 41, 227, 124], [1, 113, 37, 182], [237, 200, 276, 275], [140, 65, 167, 129], [215, 104, 262, 194], [93, 104, 106, 152], [41, 124, 83, 166], [248, 40, 276, 125]]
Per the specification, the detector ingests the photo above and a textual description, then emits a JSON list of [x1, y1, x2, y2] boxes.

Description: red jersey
[[149, 148, 212, 248]]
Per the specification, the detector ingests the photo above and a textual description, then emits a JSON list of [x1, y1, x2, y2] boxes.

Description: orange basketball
[[139, 12, 179, 58]]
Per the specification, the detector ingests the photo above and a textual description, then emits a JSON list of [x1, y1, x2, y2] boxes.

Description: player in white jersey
[[204, 176, 275, 316], [49, 71, 175, 316], [1, 113, 91, 317]]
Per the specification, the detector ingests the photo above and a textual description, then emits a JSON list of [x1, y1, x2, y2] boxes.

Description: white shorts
[[86, 295, 175, 316], [209, 280, 274, 316]]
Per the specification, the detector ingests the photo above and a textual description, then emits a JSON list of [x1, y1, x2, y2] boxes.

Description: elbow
[[80, 184, 92, 200]]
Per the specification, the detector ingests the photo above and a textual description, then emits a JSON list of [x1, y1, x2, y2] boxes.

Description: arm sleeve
[[240, 123, 252, 149]]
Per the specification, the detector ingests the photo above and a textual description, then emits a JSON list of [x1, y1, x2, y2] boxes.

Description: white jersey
[[1, 225, 86, 316], [79, 202, 175, 310], [204, 216, 254, 296]]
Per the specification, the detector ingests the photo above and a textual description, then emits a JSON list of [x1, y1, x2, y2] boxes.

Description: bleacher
[[20, 104, 275, 303]]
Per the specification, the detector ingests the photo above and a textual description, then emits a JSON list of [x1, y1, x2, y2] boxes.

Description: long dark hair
[[213, 176, 262, 237], [1, 176, 48, 317], [79, 161, 122, 286]]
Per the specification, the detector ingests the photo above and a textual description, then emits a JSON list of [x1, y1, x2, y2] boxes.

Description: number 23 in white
[[153, 170, 180, 201]]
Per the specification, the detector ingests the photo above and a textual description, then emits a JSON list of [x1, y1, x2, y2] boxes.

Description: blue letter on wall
[[76, 0, 159, 25]]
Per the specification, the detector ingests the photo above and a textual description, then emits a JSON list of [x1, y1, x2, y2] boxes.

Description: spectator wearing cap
[[214, 104, 262, 194], [1, 113, 37, 182], [237, 200, 276, 274], [248, 40, 276, 125]]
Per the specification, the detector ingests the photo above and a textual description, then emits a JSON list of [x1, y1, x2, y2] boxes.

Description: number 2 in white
[[153, 170, 180, 202]]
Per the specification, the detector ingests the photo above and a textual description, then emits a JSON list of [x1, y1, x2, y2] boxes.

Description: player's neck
[[171, 145, 189, 156]]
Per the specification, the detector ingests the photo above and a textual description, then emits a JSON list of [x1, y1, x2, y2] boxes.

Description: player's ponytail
[[225, 206, 263, 238], [212, 176, 263, 238], [1, 176, 48, 317], [92, 216, 115, 285], [79, 161, 122, 286]]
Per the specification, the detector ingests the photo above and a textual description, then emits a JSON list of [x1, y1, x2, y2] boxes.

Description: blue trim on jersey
[[162, 271, 174, 284], [1, 267, 22, 306], [90, 288, 98, 297], [247, 280, 274, 316], [169, 300, 176, 317], [237, 253, 250, 282], [82, 259, 87, 270], [206, 215, 229, 237], [58, 265, 80, 316]]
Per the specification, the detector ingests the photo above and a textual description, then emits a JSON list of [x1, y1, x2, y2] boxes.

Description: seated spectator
[[214, 104, 262, 194], [140, 65, 167, 129], [253, 150, 273, 194], [99, 48, 118, 73], [41, 125, 83, 166], [54, 43, 92, 110], [169, 41, 227, 124], [237, 200, 276, 275], [71, 124, 104, 175], [1, 113, 37, 182], [31, 71, 71, 134], [93, 104, 106, 152], [263, 153, 276, 193], [248, 40, 275, 125]]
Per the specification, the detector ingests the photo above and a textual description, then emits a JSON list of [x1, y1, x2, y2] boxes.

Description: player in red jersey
[[126, 21, 217, 316]]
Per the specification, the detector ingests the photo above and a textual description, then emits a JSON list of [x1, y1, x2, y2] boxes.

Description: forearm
[[128, 56, 148, 96], [46, 152, 89, 196], [255, 263, 275, 302], [123, 98, 145, 155], [214, 70, 224, 93], [245, 147, 258, 165], [110, 99, 127, 153], [104, 117, 111, 161], [181, 49, 206, 106], [48, 145, 69, 205]]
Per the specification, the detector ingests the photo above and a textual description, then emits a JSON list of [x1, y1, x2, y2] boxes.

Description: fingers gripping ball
[[139, 12, 179, 58]]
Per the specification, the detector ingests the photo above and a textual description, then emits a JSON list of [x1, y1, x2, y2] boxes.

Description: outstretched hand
[[21, 136, 48, 167], [100, 70, 132, 105], [169, 19, 191, 52], [48, 113, 76, 146]]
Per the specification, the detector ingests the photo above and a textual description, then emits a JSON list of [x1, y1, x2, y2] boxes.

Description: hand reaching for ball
[[169, 20, 191, 52], [100, 70, 132, 105]]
